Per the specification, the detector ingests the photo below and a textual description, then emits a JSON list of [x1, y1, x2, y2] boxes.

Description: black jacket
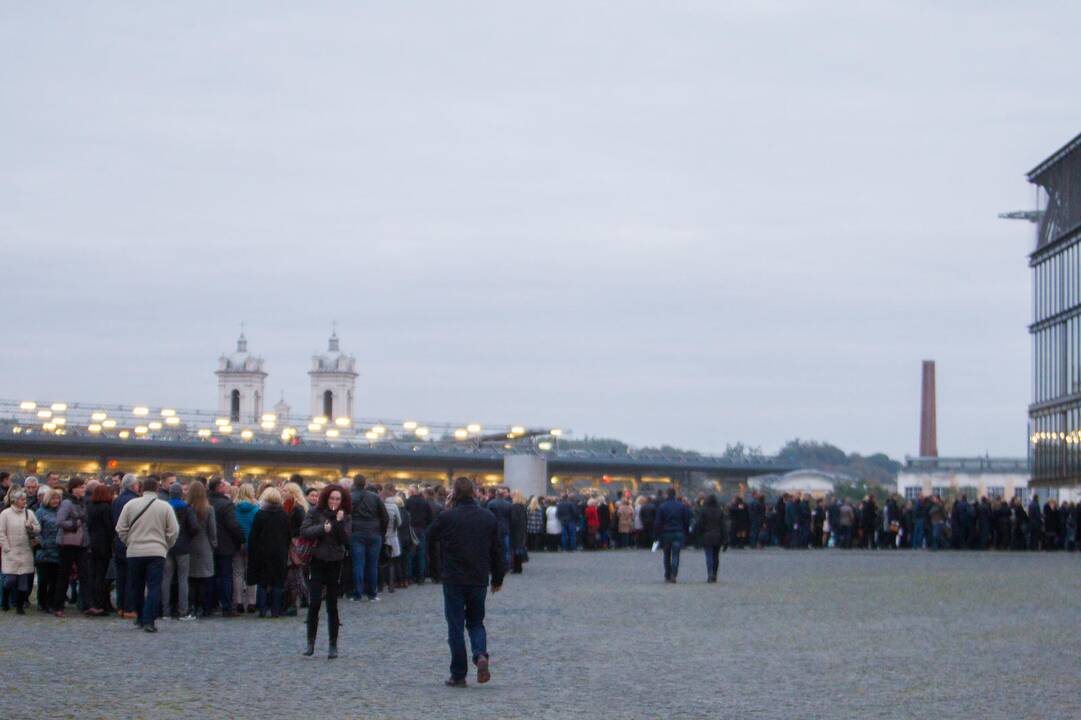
[[168, 502, 200, 556], [487, 497, 513, 536], [300, 507, 352, 563], [350, 488, 388, 535], [509, 503, 528, 549], [697, 504, 727, 547], [210, 493, 244, 556], [247, 506, 291, 586], [428, 497, 505, 587], [405, 494, 434, 529], [87, 500, 115, 558]]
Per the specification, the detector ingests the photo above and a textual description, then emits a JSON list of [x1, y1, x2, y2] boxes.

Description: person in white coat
[[0, 489, 41, 614]]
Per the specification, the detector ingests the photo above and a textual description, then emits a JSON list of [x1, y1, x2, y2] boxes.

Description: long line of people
[[4, 472, 1077, 618], [520, 490, 1080, 553]]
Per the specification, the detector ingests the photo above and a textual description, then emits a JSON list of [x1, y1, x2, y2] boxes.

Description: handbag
[[289, 537, 315, 567], [60, 523, 84, 547], [26, 516, 41, 550]]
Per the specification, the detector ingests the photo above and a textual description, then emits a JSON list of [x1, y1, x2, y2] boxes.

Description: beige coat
[[617, 503, 635, 533], [0, 506, 41, 575], [115, 493, 179, 559]]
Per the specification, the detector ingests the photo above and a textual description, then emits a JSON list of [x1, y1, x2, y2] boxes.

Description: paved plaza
[[5, 549, 1080, 720]]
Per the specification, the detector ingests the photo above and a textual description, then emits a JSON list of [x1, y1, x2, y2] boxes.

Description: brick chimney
[[919, 360, 938, 457]]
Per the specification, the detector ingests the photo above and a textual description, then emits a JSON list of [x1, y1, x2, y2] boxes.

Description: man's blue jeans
[[351, 533, 382, 599], [443, 583, 488, 681], [912, 519, 925, 549], [930, 523, 943, 550], [407, 528, 428, 582], [257, 584, 283, 615], [213, 554, 234, 611], [128, 556, 164, 627], [661, 532, 684, 579], [561, 523, 577, 551]]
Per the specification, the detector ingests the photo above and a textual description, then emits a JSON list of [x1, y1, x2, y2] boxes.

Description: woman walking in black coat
[[299, 485, 352, 658], [247, 487, 292, 618], [697, 495, 727, 583]]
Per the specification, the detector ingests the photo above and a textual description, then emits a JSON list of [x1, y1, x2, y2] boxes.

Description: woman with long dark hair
[[86, 483, 115, 615], [299, 484, 351, 658], [186, 480, 217, 619]]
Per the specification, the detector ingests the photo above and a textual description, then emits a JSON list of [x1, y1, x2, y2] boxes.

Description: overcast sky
[[3, 2, 1078, 459]]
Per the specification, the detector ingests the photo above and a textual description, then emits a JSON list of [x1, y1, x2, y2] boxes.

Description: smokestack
[[920, 360, 938, 457]]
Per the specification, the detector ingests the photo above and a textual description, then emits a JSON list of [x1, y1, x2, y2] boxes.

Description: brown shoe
[[476, 655, 491, 684]]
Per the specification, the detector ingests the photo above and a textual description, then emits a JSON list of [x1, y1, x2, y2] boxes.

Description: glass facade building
[[1029, 132, 1081, 485]]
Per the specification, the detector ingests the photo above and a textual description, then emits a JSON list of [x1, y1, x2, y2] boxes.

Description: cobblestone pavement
[[4, 549, 1080, 720]]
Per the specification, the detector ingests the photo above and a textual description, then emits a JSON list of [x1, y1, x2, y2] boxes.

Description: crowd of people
[[0, 470, 523, 654], [3, 471, 1078, 625]]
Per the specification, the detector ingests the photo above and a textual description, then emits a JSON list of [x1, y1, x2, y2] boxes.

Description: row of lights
[[17, 401, 564, 445], [1032, 430, 1081, 444]]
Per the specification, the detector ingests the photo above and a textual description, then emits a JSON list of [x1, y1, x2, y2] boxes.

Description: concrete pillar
[[503, 454, 547, 498]]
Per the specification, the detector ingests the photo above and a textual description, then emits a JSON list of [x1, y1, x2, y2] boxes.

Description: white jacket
[[0, 506, 41, 575]]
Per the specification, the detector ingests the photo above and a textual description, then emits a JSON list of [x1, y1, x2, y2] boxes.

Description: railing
[[903, 456, 1030, 474]]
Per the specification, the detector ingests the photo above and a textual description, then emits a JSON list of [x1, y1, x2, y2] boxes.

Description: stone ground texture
[[4, 549, 1080, 719]]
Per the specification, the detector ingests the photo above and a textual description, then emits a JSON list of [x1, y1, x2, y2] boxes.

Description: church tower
[[309, 330, 358, 421], [215, 332, 268, 424]]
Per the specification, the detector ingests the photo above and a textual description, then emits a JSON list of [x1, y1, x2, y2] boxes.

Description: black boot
[[327, 613, 339, 659], [14, 590, 26, 615], [303, 619, 317, 657]]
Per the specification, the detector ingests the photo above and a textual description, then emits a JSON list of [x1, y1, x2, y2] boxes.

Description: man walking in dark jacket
[[428, 477, 505, 688], [653, 489, 691, 583], [209, 478, 244, 616]]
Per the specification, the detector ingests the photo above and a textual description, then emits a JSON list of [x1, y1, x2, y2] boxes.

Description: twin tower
[[214, 331, 358, 424]]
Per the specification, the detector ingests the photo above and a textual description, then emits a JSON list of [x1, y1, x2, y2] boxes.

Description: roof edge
[[1027, 130, 1081, 181]]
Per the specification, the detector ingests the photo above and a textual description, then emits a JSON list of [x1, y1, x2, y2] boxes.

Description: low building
[[896, 456, 1080, 502]]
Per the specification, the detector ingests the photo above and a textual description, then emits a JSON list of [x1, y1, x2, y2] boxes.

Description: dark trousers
[[443, 583, 488, 681], [55, 545, 90, 610], [257, 584, 283, 615], [35, 562, 57, 610], [306, 559, 341, 643], [114, 555, 128, 611], [704, 545, 720, 579], [127, 556, 164, 627], [408, 528, 428, 582], [661, 532, 684, 579], [90, 552, 111, 611], [213, 554, 234, 610]]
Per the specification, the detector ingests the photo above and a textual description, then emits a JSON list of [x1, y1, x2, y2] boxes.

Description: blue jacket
[[34, 506, 61, 564], [235, 501, 258, 544], [653, 499, 690, 536]]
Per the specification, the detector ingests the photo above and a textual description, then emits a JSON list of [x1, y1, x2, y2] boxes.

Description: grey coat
[[188, 508, 218, 579], [57, 497, 90, 548]]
